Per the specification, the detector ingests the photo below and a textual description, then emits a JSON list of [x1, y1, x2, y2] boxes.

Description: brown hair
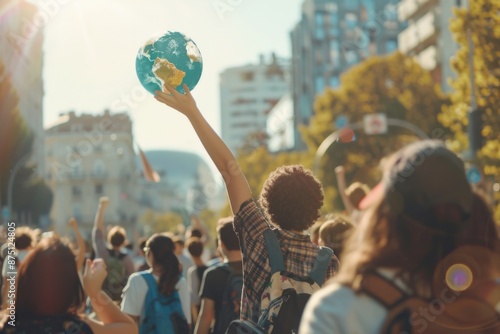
[[107, 226, 126, 247], [259, 165, 324, 231], [217, 217, 240, 251], [319, 216, 354, 256], [15, 227, 34, 250], [16, 236, 85, 317], [186, 237, 204, 258], [345, 182, 370, 209]]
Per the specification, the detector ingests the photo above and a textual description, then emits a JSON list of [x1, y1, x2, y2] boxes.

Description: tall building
[[45, 110, 139, 234], [0, 0, 45, 176], [266, 94, 295, 152], [398, 0, 468, 92], [220, 53, 290, 154], [291, 0, 401, 149]]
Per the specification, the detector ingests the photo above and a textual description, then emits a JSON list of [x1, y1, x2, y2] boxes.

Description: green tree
[[140, 209, 184, 234], [301, 52, 449, 212], [439, 0, 500, 220], [0, 60, 53, 223]]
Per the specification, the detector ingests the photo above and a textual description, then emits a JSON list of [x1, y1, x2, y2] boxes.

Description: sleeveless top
[[0, 314, 93, 334]]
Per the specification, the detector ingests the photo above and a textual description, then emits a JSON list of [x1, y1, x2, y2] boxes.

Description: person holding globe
[[154, 84, 338, 329]]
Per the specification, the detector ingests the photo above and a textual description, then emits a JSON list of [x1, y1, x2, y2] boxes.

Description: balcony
[[398, 0, 439, 22], [398, 10, 439, 54]]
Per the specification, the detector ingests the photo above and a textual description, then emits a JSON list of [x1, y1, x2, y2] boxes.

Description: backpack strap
[[139, 271, 159, 299], [308, 246, 333, 286], [360, 271, 408, 309], [263, 229, 285, 274]]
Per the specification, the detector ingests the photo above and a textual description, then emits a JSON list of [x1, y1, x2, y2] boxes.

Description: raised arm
[[69, 217, 86, 274], [92, 197, 110, 259], [155, 85, 251, 214], [82, 259, 137, 334], [335, 166, 354, 214]]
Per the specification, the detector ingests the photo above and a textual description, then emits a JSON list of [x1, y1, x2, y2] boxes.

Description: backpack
[[226, 229, 333, 334], [139, 272, 190, 334], [360, 271, 500, 333], [213, 263, 243, 334], [102, 248, 127, 301]]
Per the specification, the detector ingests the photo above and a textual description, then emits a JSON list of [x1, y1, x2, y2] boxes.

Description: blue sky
[[43, 0, 304, 161]]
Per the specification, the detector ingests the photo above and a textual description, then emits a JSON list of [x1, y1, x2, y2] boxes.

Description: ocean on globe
[[136, 31, 203, 95]]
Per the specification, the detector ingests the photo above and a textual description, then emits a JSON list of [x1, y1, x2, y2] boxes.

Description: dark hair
[[186, 237, 204, 258], [259, 165, 324, 231], [17, 236, 85, 317], [108, 226, 126, 247], [139, 237, 148, 252], [345, 182, 370, 209], [16, 227, 34, 250], [217, 217, 240, 251], [147, 234, 180, 296], [190, 228, 203, 239], [319, 216, 354, 255]]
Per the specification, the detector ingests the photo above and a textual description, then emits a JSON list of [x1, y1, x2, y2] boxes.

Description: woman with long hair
[[299, 140, 500, 333], [121, 233, 190, 332], [0, 235, 137, 334]]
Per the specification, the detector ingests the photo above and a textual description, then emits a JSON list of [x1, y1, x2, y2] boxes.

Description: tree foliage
[[0, 60, 53, 223], [439, 0, 500, 220], [140, 209, 184, 234], [301, 52, 449, 212]]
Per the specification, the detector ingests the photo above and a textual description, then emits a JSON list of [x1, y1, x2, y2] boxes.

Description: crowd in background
[[0, 85, 498, 334]]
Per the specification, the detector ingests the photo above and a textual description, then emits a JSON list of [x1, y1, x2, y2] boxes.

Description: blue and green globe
[[136, 31, 203, 94]]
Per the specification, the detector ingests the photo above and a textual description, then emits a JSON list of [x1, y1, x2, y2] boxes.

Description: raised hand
[[99, 197, 110, 210], [154, 84, 199, 117], [68, 217, 78, 229], [83, 258, 107, 298]]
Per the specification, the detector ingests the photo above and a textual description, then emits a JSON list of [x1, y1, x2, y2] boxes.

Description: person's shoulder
[[311, 282, 387, 316], [127, 270, 150, 284]]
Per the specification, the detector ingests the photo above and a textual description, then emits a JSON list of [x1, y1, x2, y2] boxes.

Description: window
[[241, 72, 254, 81], [329, 76, 340, 88], [315, 76, 325, 94], [330, 40, 340, 67], [385, 40, 398, 53], [72, 185, 82, 197], [315, 12, 325, 39], [345, 13, 358, 29], [95, 184, 103, 195], [93, 160, 105, 176], [315, 26, 325, 39]]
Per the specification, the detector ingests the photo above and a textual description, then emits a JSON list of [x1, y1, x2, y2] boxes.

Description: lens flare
[[446, 264, 473, 292]]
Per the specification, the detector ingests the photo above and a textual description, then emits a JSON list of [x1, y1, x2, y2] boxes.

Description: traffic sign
[[335, 115, 348, 129], [364, 113, 388, 135]]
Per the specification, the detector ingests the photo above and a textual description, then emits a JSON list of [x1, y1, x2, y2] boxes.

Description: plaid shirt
[[233, 199, 339, 323]]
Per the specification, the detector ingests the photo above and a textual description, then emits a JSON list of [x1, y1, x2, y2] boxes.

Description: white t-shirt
[[187, 265, 201, 305], [121, 270, 191, 325], [300, 270, 409, 334]]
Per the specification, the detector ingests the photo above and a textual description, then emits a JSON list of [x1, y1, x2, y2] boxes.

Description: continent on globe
[[136, 31, 203, 94], [186, 41, 202, 63], [152, 57, 186, 89]]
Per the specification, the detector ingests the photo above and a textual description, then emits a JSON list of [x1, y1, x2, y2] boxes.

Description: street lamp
[[313, 118, 429, 177], [7, 153, 31, 222]]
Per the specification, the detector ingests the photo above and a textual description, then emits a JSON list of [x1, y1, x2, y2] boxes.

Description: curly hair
[[259, 165, 324, 231]]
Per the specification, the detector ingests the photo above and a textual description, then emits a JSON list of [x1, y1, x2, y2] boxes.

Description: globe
[[136, 31, 203, 95]]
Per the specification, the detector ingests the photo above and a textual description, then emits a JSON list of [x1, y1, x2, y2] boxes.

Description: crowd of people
[[0, 84, 498, 333]]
